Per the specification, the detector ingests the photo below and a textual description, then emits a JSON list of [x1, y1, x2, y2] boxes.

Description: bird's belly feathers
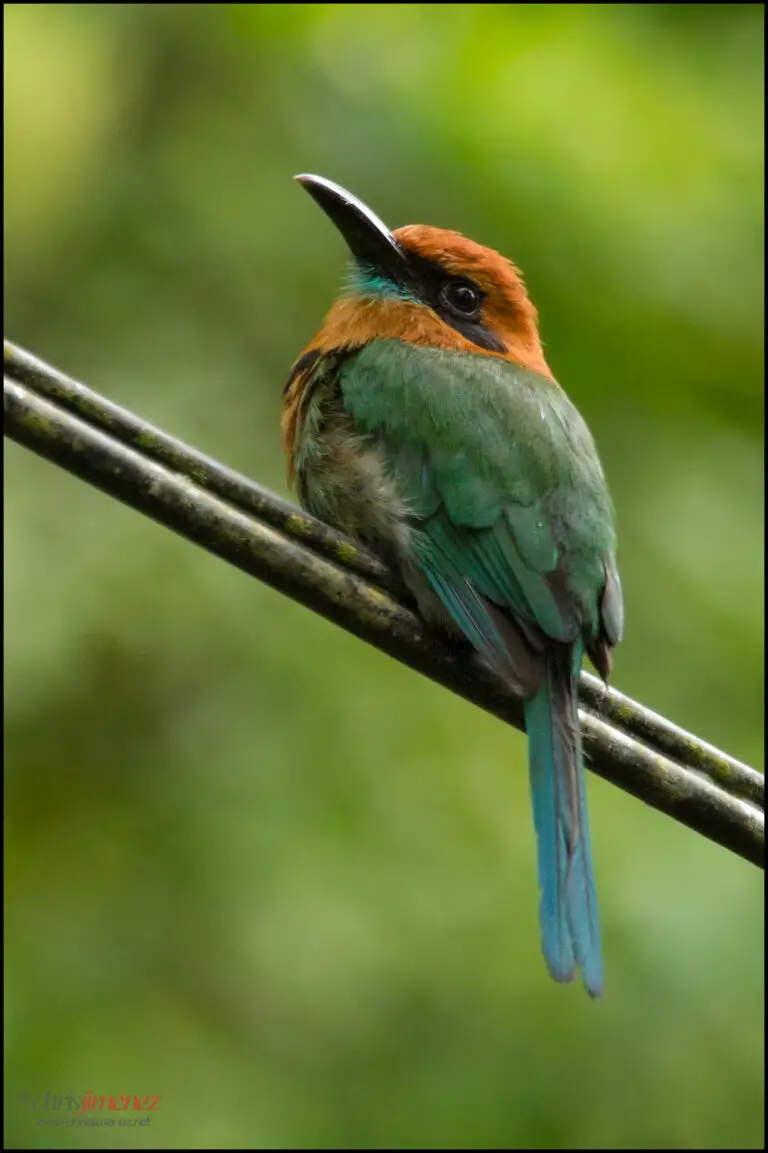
[[296, 407, 451, 624], [298, 409, 409, 557]]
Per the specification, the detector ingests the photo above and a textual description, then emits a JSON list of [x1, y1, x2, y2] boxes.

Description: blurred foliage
[[3, 4, 764, 1149]]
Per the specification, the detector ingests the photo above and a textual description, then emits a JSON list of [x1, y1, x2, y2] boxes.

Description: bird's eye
[[440, 279, 481, 318]]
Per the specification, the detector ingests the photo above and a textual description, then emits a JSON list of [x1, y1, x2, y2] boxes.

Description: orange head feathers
[[293, 175, 552, 380]]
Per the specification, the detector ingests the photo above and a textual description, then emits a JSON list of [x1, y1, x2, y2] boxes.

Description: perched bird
[[283, 175, 623, 997]]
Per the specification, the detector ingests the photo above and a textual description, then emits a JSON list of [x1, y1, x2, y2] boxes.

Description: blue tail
[[523, 642, 604, 998]]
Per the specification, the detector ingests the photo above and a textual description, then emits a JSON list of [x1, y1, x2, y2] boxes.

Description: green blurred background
[[4, 4, 764, 1149]]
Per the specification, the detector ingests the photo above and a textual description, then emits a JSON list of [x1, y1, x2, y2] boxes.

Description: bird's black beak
[[295, 174, 411, 290]]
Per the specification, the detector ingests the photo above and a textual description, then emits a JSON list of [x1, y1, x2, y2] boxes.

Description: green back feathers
[[339, 339, 618, 646]]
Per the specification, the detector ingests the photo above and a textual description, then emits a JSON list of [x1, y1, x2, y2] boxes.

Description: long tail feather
[[523, 642, 604, 998]]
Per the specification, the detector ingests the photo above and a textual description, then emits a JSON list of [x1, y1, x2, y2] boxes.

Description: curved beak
[[295, 174, 410, 288]]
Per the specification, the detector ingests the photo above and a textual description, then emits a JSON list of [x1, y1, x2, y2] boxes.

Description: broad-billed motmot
[[282, 175, 623, 998]]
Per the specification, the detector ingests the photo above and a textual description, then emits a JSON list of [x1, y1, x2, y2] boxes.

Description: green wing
[[339, 339, 621, 685]]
